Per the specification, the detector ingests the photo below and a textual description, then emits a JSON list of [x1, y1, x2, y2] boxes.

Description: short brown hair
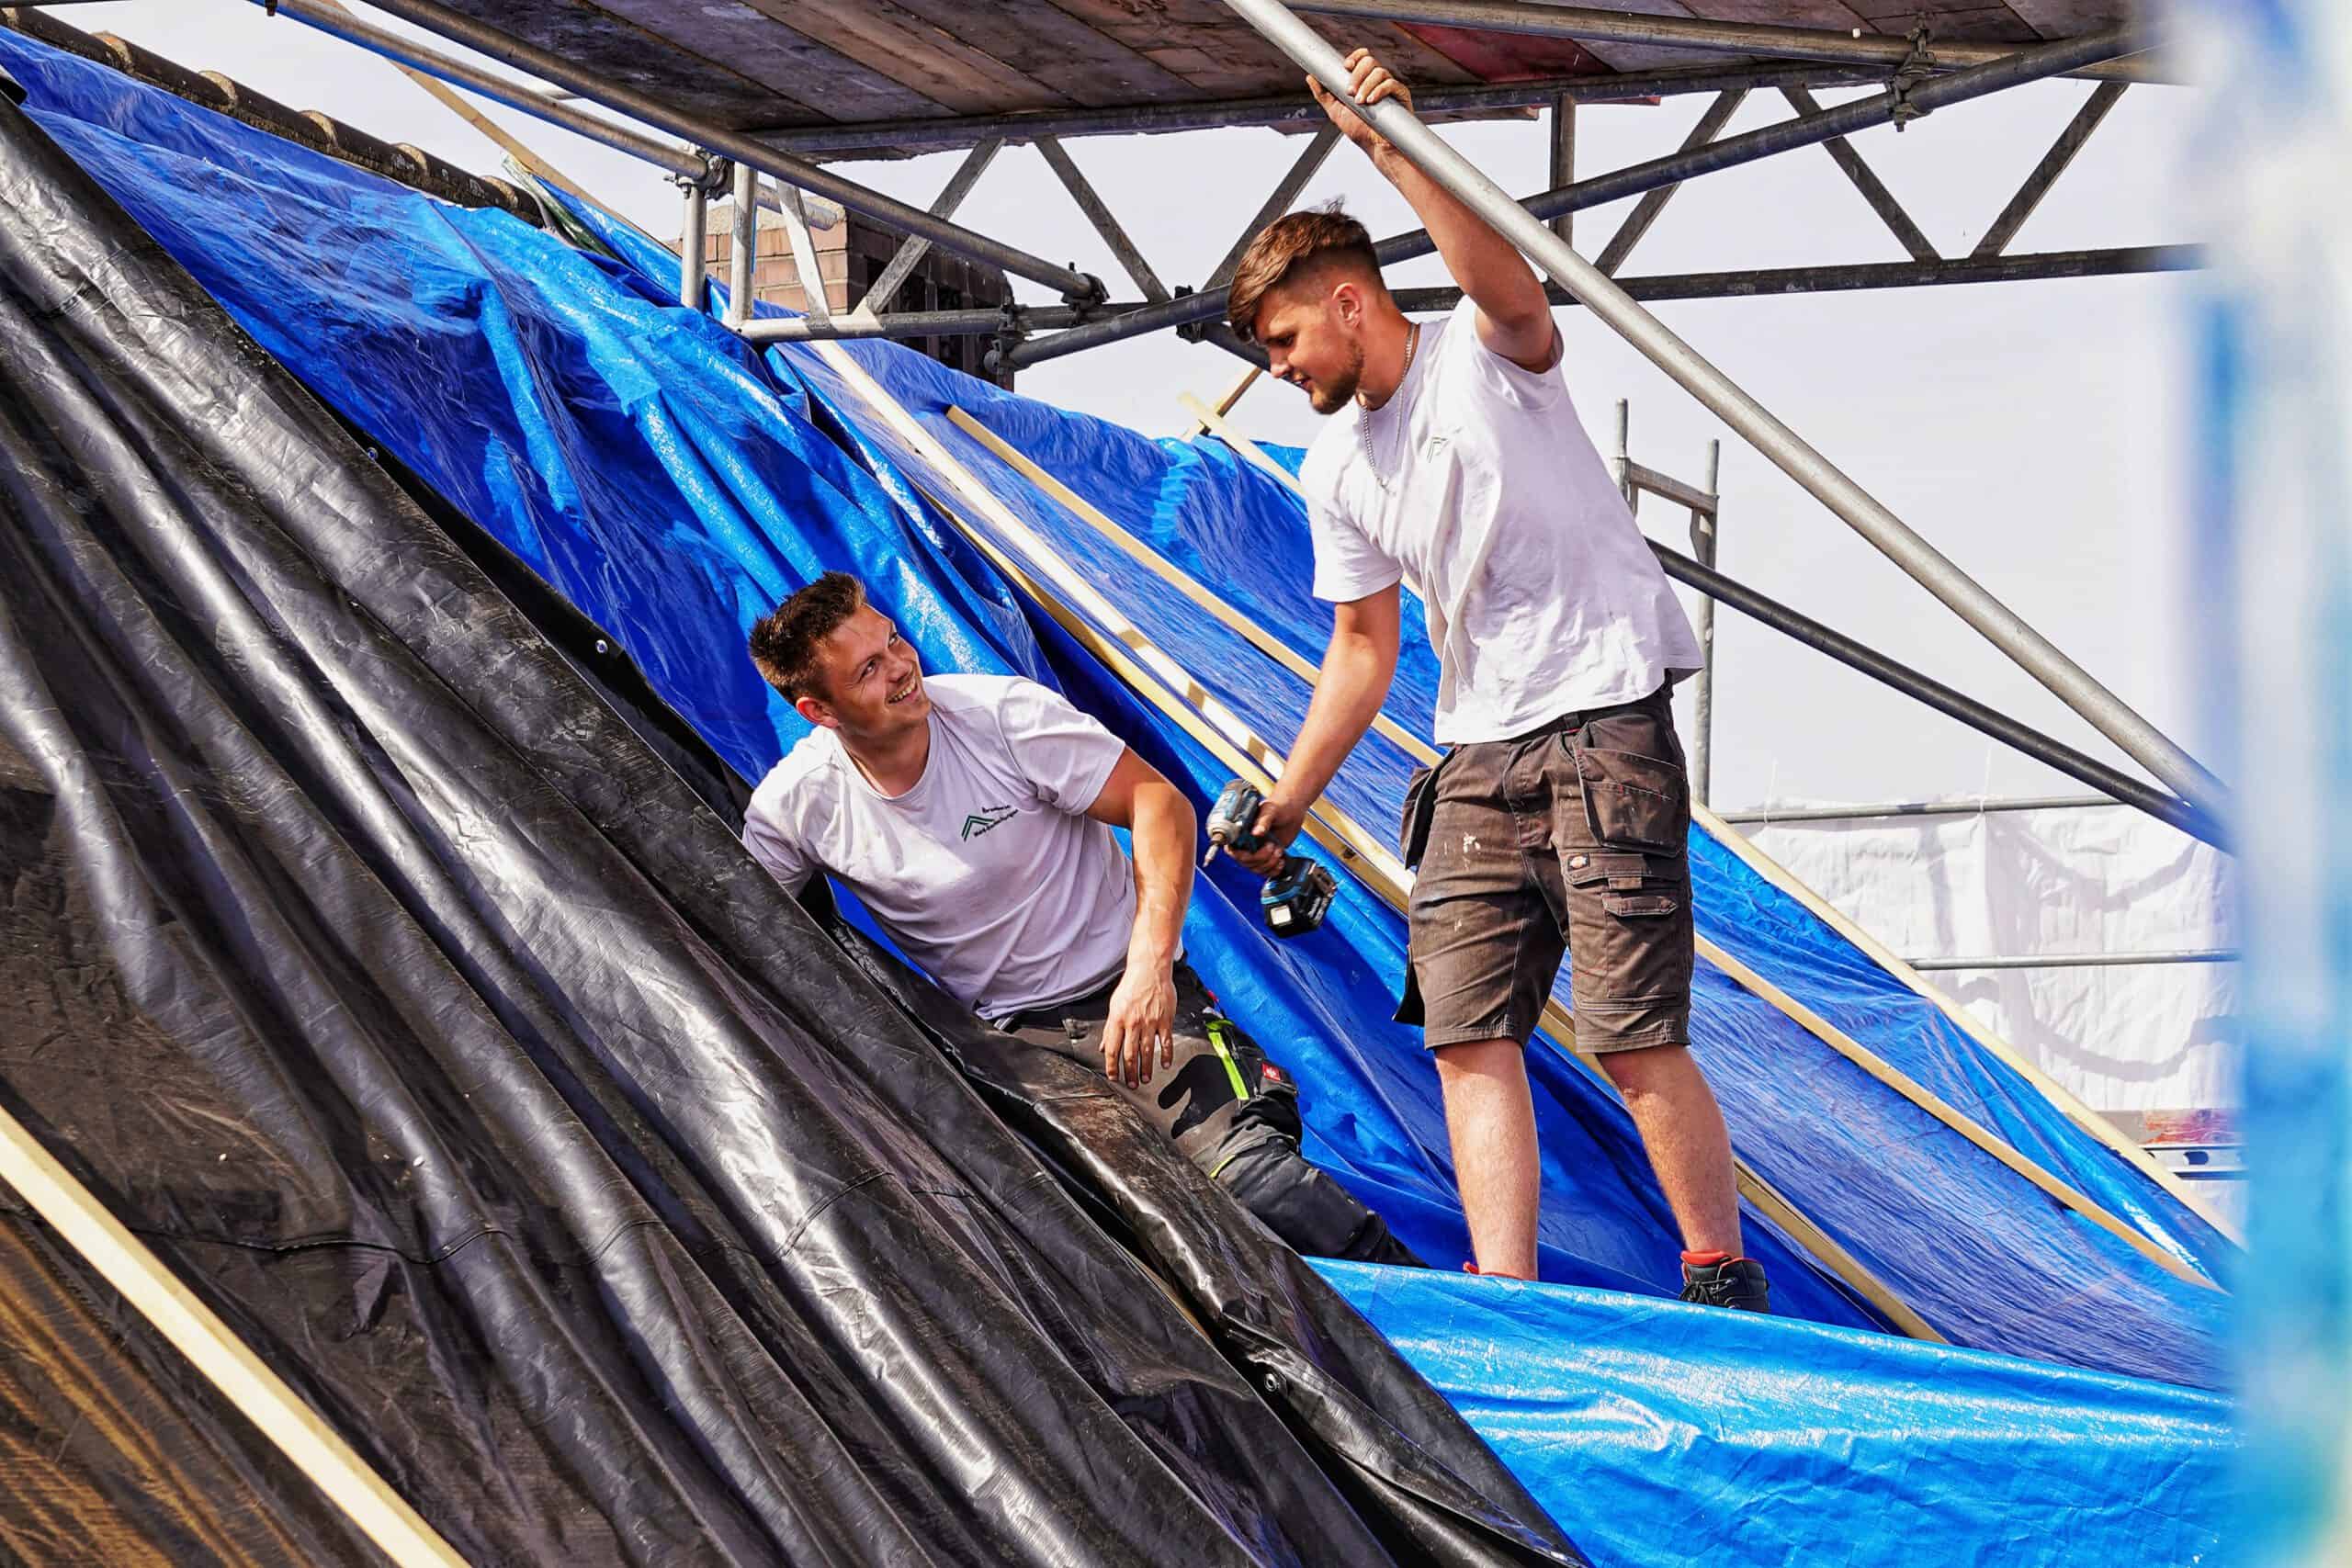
[[749, 571, 866, 701], [1227, 203, 1380, 337]]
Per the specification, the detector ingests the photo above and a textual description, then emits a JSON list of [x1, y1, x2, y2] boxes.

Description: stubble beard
[[1306, 339, 1365, 416]]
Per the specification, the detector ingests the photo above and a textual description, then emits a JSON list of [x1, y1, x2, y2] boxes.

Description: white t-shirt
[[741, 674, 1138, 1022], [1298, 299, 1701, 744]]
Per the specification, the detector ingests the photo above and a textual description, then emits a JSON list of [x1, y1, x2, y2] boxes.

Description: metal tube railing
[[1905, 951, 2238, 971], [677, 180, 707, 311], [1721, 795, 2120, 824], [725, 162, 757, 331], [1647, 542, 2220, 847]]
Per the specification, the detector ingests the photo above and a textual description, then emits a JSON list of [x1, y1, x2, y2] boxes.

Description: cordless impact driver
[[1203, 780, 1337, 938]]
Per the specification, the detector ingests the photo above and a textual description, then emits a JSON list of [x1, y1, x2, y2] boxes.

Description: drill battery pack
[[1260, 857, 1336, 937]]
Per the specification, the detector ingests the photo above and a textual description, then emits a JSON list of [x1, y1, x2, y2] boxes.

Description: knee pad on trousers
[[1212, 1135, 1423, 1267]]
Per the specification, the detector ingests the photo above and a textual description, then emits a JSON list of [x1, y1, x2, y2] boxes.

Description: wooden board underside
[[450, 0, 2131, 140]]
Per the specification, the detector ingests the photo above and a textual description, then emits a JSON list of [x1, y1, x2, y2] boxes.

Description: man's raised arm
[[1310, 49, 1557, 371]]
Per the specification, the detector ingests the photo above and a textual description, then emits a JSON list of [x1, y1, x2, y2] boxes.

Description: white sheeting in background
[[1743, 805, 2236, 1119]]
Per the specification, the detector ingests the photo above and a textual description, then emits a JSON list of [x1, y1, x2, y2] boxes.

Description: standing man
[[1227, 50, 1764, 1309], [741, 572, 1418, 1268]]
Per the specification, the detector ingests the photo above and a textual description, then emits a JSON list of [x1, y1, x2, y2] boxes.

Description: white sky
[[51, 2, 2212, 815]]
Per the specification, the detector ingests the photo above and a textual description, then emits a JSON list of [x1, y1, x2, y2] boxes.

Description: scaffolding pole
[[1974, 82, 2132, 259], [1720, 795, 2124, 824], [725, 161, 757, 330], [1216, 0, 2229, 829], [1907, 950, 2239, 972], [1594, 89, 1747, 277], [1651, 537, 2216, 845], [677, 177, 706, 311], [1392, 245, 2197, 310], [730, 247, 2187, 344], [1690, 438, 1721, 806], [1547, 95, 1573, 246], [851, 138, 1003, 321], [253, 0, 709, 180]]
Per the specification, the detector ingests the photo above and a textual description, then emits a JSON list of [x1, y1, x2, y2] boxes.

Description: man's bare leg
[[1600, 1043, 1743, 1256], [1432, 1038, 1541, 1278]]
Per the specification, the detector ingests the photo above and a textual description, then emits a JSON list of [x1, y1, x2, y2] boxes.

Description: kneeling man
[[741, 573, 1417, 1267]]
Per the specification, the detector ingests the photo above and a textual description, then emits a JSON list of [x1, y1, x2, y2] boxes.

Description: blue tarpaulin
[[0, 23, 2235, 1562], [1320, 1261, 2233, 1567]]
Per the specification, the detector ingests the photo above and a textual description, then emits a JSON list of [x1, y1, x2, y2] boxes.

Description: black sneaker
[[1679, 1255, 1770, 1312]]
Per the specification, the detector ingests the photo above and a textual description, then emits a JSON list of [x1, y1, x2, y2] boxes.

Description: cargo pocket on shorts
[[1563, 851, 1681, 919], [1571, 739, 1688, 855]]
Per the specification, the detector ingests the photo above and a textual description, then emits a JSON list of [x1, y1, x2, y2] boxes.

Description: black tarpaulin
[[0, 79, 1579, 1568]]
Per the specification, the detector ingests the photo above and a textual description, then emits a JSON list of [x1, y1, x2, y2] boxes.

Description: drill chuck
[[1204, 778, 1269, 859]]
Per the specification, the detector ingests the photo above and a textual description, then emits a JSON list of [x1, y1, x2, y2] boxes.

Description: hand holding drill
[[1204, 780, 1336, 937]]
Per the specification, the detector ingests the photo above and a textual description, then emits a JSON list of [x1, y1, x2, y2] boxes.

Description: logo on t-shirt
[[960, 804, 1018, 840]]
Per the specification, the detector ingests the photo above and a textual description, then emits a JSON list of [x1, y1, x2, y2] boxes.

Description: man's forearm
[[1368, 144, 1547, 331], [1126, 782, 1194, 970], [1273, 629, 1394, 815]]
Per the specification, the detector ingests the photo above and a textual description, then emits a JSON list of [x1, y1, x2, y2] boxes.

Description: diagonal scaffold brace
[[1216, 0, 2231, 831]]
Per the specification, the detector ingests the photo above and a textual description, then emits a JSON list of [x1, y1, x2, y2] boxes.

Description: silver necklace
[[1357, 321, 1420, 491]]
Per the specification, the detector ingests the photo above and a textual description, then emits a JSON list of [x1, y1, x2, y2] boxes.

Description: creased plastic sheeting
[[0, 28, 2228, 1382], [0, 82, 1581, 1568], [1318, 1262, 2234, 1568]]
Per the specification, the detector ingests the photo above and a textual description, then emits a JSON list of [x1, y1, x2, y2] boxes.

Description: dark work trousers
[[999, 963, 1420, 1267]]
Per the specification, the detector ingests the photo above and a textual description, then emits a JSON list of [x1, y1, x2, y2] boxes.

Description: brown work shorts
[[1396, 682, 1694, 1054]]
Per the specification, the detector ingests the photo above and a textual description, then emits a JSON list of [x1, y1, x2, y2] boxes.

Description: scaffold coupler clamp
[[679, 153, 732, 196], [1890, 20, 1936, 130], [1172, 284, 1209, 344], [1060, 269, 1110, 317], [983, 304, 1029, 377]]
